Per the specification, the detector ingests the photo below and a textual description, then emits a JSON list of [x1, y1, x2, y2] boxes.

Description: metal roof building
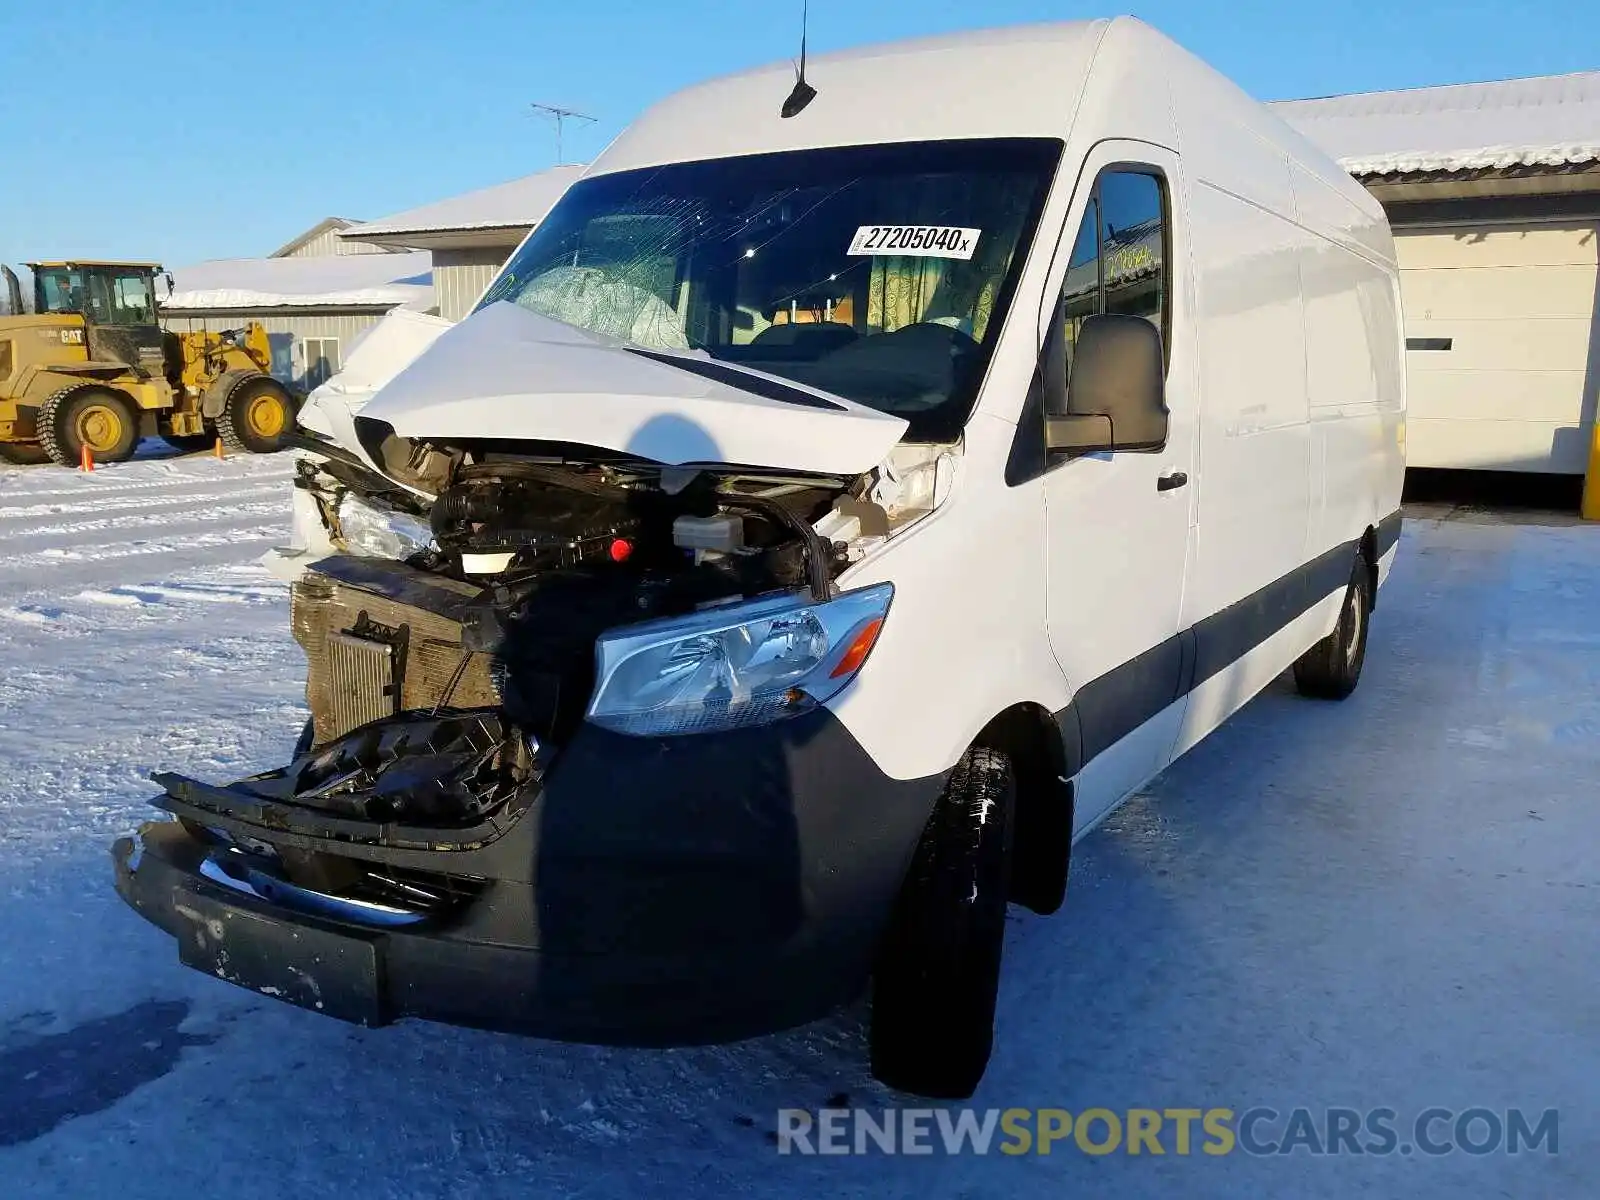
[[1276, 71, 1600, 181], [339, 165, 583, 320], [161, 223, 433, 392], [270, 217, 400, 260]]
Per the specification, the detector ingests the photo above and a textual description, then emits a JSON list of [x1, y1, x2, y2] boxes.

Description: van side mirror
[[1043, 313, 1168, 454]]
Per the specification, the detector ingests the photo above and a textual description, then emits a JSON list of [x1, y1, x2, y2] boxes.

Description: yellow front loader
[[0, 261, 296, 466]]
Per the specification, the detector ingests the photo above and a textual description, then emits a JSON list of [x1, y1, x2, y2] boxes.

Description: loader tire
[[0, 441, 51, 466], [1293, 549, 1372, 700], [216, 375, 293, 454], [37, 385, 140, 466], [870, 745, 1016, 1100]]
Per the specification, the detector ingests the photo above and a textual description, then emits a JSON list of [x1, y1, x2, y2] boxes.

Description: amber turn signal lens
[[829, 617, 884, 679]]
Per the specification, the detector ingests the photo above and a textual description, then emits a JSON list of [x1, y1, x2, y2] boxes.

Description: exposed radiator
[[291, 559, 500, 746], [326, 632, 398, 735]]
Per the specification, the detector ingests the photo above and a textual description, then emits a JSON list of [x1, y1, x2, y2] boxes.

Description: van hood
[[358, 301, 909, 477], [297, 307, 454, 453]]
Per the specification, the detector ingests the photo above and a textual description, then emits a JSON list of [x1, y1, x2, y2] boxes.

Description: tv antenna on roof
[[530, 102, 597, 164]]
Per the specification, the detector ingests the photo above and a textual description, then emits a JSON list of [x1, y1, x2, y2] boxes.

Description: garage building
[[339, 165, 582, 320], [1277, 71, 1600, 479], [161, 222, 431, 392]]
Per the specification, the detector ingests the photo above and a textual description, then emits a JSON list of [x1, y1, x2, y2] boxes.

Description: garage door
[[1396, 220, 1598, 473]]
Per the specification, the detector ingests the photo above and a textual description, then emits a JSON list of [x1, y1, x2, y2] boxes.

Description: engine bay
[[232, 431, 954, 834]]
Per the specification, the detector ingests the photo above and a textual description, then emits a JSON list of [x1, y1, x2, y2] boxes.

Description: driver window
[[1098, 172, 1166, 328], [1058, 168, 1169, 374]]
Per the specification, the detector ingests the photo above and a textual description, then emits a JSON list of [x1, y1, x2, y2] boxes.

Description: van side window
[[1098, 172, 1166, 327], [1058, 168, 1169, 379]]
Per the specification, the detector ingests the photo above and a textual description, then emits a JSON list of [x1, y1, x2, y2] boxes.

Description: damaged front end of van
[[111, 303, 961, 1043], [110, 127, 1063, 1056]]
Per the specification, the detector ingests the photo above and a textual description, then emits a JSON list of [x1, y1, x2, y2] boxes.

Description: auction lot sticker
[[848, 225, 981, 259]]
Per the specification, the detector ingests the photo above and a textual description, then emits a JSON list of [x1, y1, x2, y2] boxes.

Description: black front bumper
[[113, 710, 944, 1046]]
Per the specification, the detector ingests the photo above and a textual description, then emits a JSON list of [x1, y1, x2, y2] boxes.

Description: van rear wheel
[[870, 746, 1015, 1099], [1293, 550, 1371, 700]]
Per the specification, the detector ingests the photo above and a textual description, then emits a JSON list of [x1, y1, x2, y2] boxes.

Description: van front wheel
[[1293, 551, 1371, 700], [870, 746, 1015, 1099]]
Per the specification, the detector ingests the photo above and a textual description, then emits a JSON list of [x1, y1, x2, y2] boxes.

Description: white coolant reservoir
[[461, 551, 517, 575]]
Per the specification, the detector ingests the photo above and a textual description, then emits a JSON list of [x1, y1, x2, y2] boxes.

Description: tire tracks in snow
[[0, 484, 289, 525], [0, 525, 286, 588], [0, 498, 290, 556]]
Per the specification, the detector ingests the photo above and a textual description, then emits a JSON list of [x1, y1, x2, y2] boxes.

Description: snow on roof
[[162, 251, 433, 311], [1273, 70, 1600, 176], [341, 165, 586, 241]]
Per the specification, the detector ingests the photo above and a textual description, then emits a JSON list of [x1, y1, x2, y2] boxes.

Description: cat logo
[[59, 329, 84, 345]]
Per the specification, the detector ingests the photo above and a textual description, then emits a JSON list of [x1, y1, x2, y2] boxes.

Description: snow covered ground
[[0, 452, 1594, 1198]]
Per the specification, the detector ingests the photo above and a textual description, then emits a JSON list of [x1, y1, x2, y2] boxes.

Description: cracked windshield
[[480, 139, 1061, 437]]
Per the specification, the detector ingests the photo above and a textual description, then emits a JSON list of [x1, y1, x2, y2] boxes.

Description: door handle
[[1157, 470, 1189, 492]]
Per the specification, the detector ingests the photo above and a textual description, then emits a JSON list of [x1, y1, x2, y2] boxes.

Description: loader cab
[[28, 261, 167, 372]]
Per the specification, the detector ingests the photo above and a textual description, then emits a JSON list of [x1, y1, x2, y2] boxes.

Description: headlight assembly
[[587, 583, 893, 736], [335, 492, 434, 561]]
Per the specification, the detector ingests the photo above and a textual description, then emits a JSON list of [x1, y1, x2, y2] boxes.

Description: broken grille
[[291, 561, 501, 748]]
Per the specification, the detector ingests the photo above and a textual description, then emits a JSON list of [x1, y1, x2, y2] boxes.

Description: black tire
[[870, 745, 1016, 1099], [215, 375, 293, 454], [37, 385, 140, 467], [0, 441, 51, 466], [1293, 550, 1372, 700]]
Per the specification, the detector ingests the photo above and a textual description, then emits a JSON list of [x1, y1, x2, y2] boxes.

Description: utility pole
[[530, 102, 597, 165]]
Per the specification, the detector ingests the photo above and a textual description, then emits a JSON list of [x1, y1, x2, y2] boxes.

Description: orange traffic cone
[[80, 443, 94, 472], [214, 437, 226, 460]]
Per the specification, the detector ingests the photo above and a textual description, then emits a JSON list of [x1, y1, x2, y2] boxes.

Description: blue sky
[[1, 0, 1592, 268]]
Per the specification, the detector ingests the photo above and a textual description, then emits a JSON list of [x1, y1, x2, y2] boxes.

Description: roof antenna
[[781, 0, 818, 118], [530, 101, 597, 165]]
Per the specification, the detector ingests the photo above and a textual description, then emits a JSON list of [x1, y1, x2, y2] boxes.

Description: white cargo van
[[114, 17, 1405, 1099]]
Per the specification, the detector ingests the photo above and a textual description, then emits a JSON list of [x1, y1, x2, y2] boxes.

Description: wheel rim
[[245, 390, 287, 439], [75, 402, 128, 453], [1345, 585, 1366, 667]]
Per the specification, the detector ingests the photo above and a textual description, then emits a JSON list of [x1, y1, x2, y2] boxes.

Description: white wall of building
[[432, 247, 511, 321], [279, 227, 393, 258], [164, 311, 392, 390]]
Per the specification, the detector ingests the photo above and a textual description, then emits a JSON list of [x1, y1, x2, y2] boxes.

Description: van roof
[[586, 17, 1377, 226], [592, 19, 1112, 174]]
